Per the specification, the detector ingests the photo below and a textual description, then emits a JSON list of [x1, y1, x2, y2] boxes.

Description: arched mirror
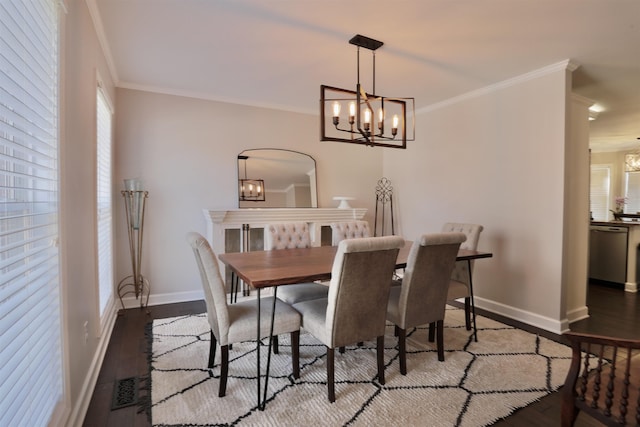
[[238, 149, 317, 208]]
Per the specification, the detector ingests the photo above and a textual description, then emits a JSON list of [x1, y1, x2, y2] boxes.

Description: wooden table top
[[218, 240, 492, 289]]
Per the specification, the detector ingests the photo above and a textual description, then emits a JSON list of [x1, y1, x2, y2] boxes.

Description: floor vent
[[111, 377, 139, 410]]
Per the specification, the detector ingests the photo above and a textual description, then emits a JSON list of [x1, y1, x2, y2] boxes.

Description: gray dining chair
[[268, 222, 330, 305], [441, 222, 484, 333], [386, 232, 466, 374], [292, 235, 405, 402], [186, 232, 301, 397]]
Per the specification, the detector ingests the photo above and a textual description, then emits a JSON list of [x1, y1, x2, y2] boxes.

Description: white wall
[[114, 89, 384, 303], [383, 63, 580, 332], [60, 0, 118, 424]]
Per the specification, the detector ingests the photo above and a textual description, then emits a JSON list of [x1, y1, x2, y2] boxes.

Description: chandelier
[[626, 153, 640, 172], [320, 34, 414, 149], [626, 138, 640, 172], [238, 155, 265, 202]]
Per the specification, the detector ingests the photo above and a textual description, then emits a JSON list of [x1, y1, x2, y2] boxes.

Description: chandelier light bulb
[[332, 101, 341, 125], [392, 114, 399, 136], [333, 101, 341, 117]]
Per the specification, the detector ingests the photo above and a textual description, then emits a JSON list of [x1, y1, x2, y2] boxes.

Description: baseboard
[[566, 305, 589, 324], [65, 299, 118, 427], [120, 289, 205, 309], [474, 296, 565, 335]]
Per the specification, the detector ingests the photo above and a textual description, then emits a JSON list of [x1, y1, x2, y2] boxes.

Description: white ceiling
[[91, 0, 640, 152]]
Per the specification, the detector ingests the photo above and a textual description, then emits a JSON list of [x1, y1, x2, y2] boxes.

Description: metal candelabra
[[374, 177, 395, 236], [118, 188, 150, 309]]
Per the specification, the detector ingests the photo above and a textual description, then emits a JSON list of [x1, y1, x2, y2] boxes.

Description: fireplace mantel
[[203, 207, 367, 258]]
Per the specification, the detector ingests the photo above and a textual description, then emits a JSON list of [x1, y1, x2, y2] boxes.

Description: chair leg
[[398, 327, 407, 375], [428, 322, 435, 342], [327, 347, 335, 403], [208, 331, 217, 368], [377, 336, 385, 385], [219, 344, 229, 397], [436, 320, 445, 362], [464, 297, 472, 330], [273, 335, 279, 354], [291, 331, 300, 379]]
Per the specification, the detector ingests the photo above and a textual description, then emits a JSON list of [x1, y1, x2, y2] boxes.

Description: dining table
[[218, 240, 492, 410]]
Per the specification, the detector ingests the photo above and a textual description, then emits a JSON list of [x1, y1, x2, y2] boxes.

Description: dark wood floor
[[83, 283, 639, 426]]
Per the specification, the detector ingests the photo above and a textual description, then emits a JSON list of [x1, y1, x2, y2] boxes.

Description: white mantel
[[203, 207, 367, 260]]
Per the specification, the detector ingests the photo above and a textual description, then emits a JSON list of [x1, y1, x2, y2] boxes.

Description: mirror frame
[[237, 148, 318, 208]]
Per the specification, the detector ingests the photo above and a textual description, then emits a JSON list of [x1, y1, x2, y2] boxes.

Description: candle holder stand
[[118, 189, 150, 309]]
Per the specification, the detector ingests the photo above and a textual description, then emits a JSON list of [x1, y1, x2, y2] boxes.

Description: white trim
[[64, 303, 118, 427], [625, 282, 638, 292], [416, 59, 579, 115], [475, 296, 566, 335], [565, 305, 589, 324], [121, 289, 205, 309], [117, 60, 581, 119], [118, 81, 318, 115], [85, 0, 119, 84]]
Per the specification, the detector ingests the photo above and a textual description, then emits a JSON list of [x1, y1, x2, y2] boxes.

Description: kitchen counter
[[591, 220, 640, 226]]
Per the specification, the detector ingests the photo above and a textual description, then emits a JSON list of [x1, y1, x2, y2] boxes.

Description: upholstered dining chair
[[186, 232, 301, 397], [268, 222, 330, 305], [441, 223, 484, 333], [292, 235, 405, 402], [386, 232, 466, 374], [329, 220, 371, 245]]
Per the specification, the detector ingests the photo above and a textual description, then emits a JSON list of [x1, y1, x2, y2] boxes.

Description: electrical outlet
[[83, 321, 89, 344]]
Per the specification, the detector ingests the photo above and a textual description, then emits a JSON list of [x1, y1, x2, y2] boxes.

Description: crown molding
[[416, 59, 580, 115]]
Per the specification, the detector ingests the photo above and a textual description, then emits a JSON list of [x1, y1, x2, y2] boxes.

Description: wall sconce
[[320, 34, 415, 149]]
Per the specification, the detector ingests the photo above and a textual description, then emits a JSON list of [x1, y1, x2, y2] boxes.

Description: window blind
[[625, 171, 640, 214], [97, 87, 113, 317], [590, 165, 610, 221], [0, 0, 62, 426]]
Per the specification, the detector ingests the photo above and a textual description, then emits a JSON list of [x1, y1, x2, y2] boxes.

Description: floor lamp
[[118, 178, 150, 309]]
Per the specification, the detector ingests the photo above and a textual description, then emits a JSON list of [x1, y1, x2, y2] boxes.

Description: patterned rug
[[148, 306, 572, 426]]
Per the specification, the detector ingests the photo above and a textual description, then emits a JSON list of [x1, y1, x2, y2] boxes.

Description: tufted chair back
[[264, 222, 311, 250], [325, 235, 405, 348], [392, 232, 466, 328], [330, 220, 371, 245], [186, 232, 230, 343], [441, 223, 483, 284]]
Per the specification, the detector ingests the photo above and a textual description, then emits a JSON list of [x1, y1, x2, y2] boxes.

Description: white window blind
[[625, 172, 640, 214], [0, 0, 62, 426], [97, 87, 113, 317], [590, 165, 610, 221]]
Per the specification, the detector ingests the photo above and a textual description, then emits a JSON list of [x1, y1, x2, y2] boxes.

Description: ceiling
[[91, 0, 640, 152]]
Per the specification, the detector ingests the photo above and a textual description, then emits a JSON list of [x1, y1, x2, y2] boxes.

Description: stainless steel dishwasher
[[589, 225, 628, 284]]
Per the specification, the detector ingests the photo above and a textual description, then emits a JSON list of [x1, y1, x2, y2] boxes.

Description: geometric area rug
[[148, 306, 572, 427]]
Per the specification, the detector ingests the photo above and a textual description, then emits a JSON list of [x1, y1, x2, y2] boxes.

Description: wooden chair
[[561, 331, 640, 426], [186, 232, 301, 397], [292, 235, 405, 402], [386, 232, 466, 373]]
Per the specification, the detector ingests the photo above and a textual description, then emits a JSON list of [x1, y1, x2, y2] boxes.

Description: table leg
[[256, 288, 261, 408], [467, 259, 478, 342], [260, 288, 277, 410]]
